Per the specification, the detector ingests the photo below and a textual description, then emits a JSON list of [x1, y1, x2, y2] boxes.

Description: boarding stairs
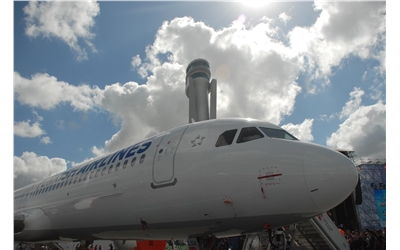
[[14, 242, 64, 250], [241, 213, 350, 250], [292, 213, 349, 250]]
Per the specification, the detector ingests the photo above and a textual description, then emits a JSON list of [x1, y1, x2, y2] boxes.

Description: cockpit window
[[215, 129, 237, 147], [236, 127, 264, 143], [259, 127, 298, 140]]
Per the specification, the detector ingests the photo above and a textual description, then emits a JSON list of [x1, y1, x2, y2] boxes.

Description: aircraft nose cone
[[303, 146, 358, 212]]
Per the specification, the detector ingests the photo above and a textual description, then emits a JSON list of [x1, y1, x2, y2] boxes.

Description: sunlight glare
[[240, 0, 270, 8]]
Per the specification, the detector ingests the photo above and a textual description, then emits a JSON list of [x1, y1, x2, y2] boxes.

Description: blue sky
[[11, 1, 388, 193]]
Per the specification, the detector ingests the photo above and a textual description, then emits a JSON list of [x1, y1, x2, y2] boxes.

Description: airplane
[[14, 117, 359, 249]]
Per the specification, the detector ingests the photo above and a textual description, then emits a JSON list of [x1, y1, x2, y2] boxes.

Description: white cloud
[[369, 80, 385, 101], [289, 2, 385, 92], [138, 16, 302, 123], [14, 120, 45, 138], [279, 12, 291, 24], [23, 1, 100, 61], [339, 87, 364, 120], [40, 136, 52, 145], [282, 119, 314, 142], [14, 152, 67, 190], [327, 101, 386, 160], [100, 65, 189, 153], [14, 72, 103, 111], [131, 54, 142, 69], [318, 114, 335, 122], [362, 71, 368, 81], [91, 146, 105, 158]]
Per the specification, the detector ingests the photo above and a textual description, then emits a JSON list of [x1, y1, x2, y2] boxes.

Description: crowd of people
[[338, 227, 386, 250], [75, 243, 114, 250]]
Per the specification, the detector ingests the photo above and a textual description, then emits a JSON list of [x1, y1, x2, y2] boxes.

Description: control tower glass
[[186, 60, 210, 73]]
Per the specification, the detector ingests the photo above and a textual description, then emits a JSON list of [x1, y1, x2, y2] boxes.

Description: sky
[[7, 0, 395, 246]]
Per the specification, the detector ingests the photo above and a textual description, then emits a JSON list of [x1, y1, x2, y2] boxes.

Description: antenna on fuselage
[[185, 59, 217, 124]]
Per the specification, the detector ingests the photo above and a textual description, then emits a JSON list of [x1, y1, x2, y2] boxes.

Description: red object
[[257, 173, 282, 179], [223, 200, 233, 205], [263, 223, 271, 229], [135, 240, 166, 250]]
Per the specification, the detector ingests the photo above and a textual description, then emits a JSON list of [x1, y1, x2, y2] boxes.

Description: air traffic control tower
[[185, 59, 217, 123]]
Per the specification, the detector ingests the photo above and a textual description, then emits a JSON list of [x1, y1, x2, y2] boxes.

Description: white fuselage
[[14, 118, 358, 243]]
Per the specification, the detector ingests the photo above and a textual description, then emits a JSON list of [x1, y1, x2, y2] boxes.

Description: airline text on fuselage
[[37, 140, 152, 189]]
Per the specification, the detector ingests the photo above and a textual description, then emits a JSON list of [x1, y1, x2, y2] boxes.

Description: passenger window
[[140, 154, 146, 164], [131, 157, 137, 167], [102, 168, 107, 175], [123, 160, 128, 169], [115, 162, 121, 171], [95, 169, 101, 177], [237, 127, 264, 143], [108, 165, 114, 173], [84, 173, 89, 181], [215, 129, 237, 147], [259, 127, 298, 140], [90, 171, 95, 179]]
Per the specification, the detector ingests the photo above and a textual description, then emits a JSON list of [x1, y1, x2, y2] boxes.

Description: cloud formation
[[14, 72, 102, 111], [282, 119, 314, 142], [327, 97, 385, 160], [340, 87, 364, 120], [23, 1, 100, 60], [279, 12, 291, 24], [289, 2, 385, 92], [14, 152, 67, 190], [14, 120, 45, 138], [138, 16, 302, 125]]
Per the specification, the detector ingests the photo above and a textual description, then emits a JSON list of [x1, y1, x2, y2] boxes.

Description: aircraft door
[[151, 125, 189, 188]]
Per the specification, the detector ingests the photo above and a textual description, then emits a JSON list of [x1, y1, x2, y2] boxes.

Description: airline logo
[[191, 135, 206, 147], [44, 140, 153, 186]]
